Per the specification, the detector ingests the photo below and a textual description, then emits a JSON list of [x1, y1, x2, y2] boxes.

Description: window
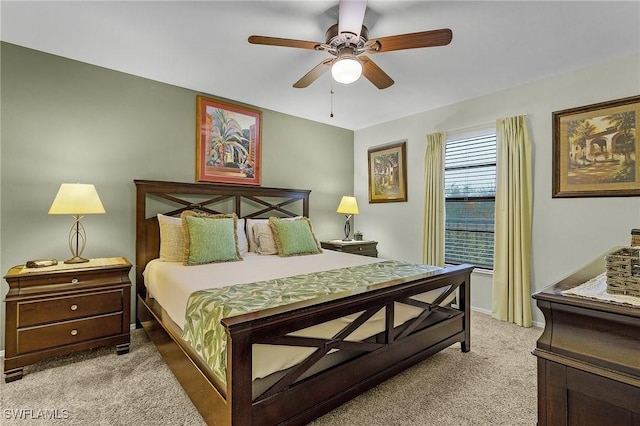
[[444, 127, 496, 269]]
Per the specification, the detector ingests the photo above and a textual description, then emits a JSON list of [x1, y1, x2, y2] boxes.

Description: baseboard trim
[[470, 306, 492, 316], [470, 306, 544, 328]]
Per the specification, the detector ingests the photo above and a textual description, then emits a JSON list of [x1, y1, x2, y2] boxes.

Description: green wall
[[0, 42, 354, 350]]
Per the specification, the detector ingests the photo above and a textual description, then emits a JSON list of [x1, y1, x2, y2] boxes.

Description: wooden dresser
[[3, 257, 132, 382], [532, 251, 640, 425]]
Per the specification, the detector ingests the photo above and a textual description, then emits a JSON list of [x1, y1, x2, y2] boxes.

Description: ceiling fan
[[248, 0, 452, 89]]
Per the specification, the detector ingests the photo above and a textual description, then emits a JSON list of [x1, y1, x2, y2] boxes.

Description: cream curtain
[[492, 115, 533, 327], [422, 132, 446, 267]]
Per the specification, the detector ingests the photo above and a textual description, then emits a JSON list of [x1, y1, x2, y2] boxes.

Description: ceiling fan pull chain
[[330, 77, 334, 118]]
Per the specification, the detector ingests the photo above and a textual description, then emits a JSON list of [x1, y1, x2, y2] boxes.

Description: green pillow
[[269, 217, 322, 257], [181, 212, 241, 265]]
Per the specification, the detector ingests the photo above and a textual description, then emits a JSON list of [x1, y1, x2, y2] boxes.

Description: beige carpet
[[1, 312, 541, 425]]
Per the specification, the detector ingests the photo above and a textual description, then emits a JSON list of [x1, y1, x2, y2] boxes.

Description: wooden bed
[[134, 179, 473, 425]]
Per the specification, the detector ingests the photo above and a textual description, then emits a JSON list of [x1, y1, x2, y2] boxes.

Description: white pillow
[[237, 218, 249, 255], [157, 214, 184, 262]]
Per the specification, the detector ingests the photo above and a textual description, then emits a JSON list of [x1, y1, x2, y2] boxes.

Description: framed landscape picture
[[368, 140, 407, 203], [196, 95, 262, 185], [552, 96, 640, 197]]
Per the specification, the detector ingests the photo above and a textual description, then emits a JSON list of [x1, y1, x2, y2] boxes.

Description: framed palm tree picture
[[196, 95, 262, 185], [552, 96, 640, 197]]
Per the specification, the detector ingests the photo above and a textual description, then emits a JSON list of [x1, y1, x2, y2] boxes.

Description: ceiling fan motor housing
[[323, 23, 369, 55]]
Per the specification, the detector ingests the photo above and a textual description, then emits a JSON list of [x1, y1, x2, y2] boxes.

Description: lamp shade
[[336, 196, 359, 215], [48, 183, 106, 215], [331, 56, 362, 84]]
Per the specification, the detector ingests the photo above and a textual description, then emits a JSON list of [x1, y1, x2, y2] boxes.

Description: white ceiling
[[2, 1, 639, 130]]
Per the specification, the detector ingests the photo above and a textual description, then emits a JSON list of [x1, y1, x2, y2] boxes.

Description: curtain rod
[[438, 114, 529, 135]]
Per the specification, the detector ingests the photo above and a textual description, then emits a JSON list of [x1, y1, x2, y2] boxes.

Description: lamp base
[[64, 256, 90, 264], [343, 215, 352, 241], [65, 216, 89, 264]]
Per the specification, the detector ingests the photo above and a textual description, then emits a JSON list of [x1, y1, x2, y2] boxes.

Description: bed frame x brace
[[253, 282, 458, 401]]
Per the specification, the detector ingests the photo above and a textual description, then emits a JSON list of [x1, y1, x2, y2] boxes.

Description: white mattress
[[143, 250, 450, 380]]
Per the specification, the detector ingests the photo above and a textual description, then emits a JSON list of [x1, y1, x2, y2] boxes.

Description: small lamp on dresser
[[48, 183, 105, 263], [336, 195, 359, 241]]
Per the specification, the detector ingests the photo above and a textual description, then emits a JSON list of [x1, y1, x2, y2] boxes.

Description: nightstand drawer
[[17, 290, 123, 327], [12, 269, 128, 295], [341, 245, 377, 256], [321, 241, 378, 258], [16, 312, 124, 354]]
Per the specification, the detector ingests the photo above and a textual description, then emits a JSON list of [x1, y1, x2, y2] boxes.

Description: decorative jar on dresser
[[3, 257, 132, 382]]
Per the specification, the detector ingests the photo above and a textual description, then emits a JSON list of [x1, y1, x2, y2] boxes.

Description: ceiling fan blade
[[293, 59, 333, 88], [248, 35, 320, 50], [368, 28, 453, 53], [360, 56, 394, 89], [338, 0, 367, 38]]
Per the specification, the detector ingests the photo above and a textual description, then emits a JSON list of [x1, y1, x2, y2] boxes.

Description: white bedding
[[143, 250, 451, 380], [144, 250, 384, 329]]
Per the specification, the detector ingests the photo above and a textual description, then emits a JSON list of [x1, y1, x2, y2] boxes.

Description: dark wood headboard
[[134, 179, 311, 298]]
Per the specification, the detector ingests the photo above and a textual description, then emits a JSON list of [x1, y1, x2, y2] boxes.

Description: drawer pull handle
[[358, 247, 363, 251], [70, 329, 78, 336], [71, 278, 79, 284], [70, 304, 78, 311]]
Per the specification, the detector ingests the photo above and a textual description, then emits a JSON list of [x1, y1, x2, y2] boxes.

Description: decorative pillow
[[269, 217, 322, 257], [253, 222, 278, 255], [236, 218, 249, 255], [181, 211, 242, 265], [246, 218, 268, 253], [247, 217, 302, 253], [157, 214, 184, 262]]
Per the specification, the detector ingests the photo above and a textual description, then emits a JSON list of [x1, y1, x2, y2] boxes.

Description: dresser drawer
[[16, 312, 124, 354], [17, 290, 123, 327]]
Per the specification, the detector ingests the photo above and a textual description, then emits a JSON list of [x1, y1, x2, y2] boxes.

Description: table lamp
[[48, 183, 105, 263], [336, 195, 359, 241]]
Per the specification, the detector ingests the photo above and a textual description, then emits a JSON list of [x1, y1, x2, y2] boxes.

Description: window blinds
[[444, 128, 496, 269]]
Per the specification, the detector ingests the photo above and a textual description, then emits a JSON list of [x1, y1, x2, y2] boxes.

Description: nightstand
[[321, 240, 378, 257], [3, 257, 132, 382]]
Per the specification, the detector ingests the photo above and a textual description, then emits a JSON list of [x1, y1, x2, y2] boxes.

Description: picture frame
[[196, 95, 262, 185], [552, 95, 640, 198], [368, 140, 408, 203]]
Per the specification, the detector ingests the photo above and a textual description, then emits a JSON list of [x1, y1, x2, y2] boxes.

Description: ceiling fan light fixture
[[331, 55, 362, 84]]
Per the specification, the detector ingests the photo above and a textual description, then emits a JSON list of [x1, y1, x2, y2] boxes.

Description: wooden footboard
[[225, 263, 472, 425], [134, 179, 473, 425], [138, 262, 472, 425]]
